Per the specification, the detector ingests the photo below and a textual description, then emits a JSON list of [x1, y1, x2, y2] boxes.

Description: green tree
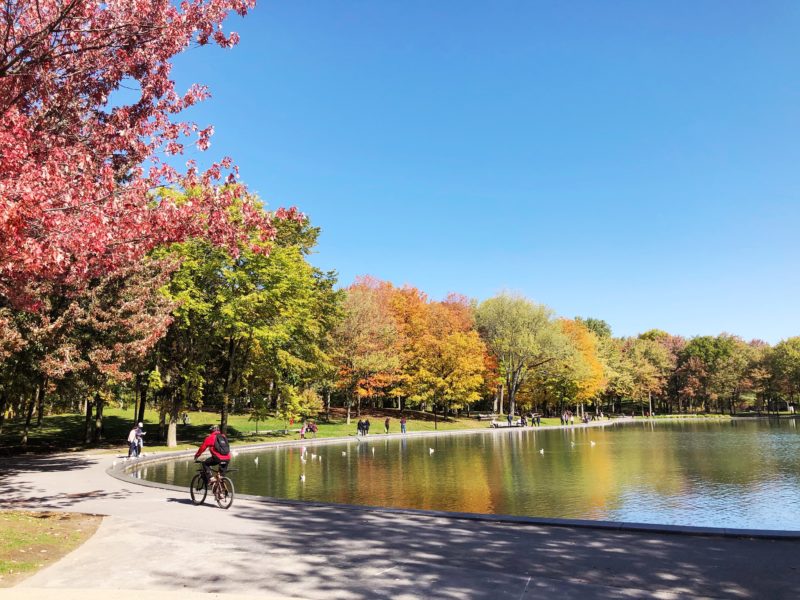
[[476, 293, 572, 417]]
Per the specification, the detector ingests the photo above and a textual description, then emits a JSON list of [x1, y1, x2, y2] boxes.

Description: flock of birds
[[112, 439, 599, 479], [241, 438, 600, 483]]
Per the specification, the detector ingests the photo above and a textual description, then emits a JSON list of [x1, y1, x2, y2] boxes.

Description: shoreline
[[108, 417, 800, 540]]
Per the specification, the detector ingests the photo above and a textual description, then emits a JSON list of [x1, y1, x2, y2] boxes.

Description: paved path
[[2, 449, 799, 599]]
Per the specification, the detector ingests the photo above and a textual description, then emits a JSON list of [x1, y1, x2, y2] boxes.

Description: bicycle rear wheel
[[190, 473, 207, 505], [215, 477, 234, 509]]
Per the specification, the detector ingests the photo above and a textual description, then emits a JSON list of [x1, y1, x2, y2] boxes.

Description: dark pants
[[201, 456, 228, 480]]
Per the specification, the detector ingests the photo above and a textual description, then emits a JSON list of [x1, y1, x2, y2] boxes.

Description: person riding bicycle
[[195, 425, 231, 482]]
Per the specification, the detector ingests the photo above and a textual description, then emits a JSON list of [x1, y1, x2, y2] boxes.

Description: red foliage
[[0, 1, 288, 307]]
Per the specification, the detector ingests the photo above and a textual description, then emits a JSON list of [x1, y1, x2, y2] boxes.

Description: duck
[[590, 441, 596, 447], [429, 448, 435, 454], [342, 451, 347, 456], [254, 456, 259, 465], [539, 449, 545, 455]]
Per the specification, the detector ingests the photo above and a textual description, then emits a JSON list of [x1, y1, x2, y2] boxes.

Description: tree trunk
[[84, 398, 93, 444], [0, 390, 7, 436], [325, 389, 331, 422], [21, 392, 35, 446], [167, 418, 177, 447], [137, 383, 147, 425], [158, 404, 167, 441], [648, 391, 653, 418], [498, 385, 504, 415], [93, 393, 104, 442], [220, 336, 236, 435], [35, 377, 47, 426]]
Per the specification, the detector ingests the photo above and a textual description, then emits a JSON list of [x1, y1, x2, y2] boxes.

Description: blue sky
[[170, 1, 800, 343]]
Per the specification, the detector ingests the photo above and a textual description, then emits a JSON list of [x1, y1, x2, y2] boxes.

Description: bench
[[475, 413, 498, 421]]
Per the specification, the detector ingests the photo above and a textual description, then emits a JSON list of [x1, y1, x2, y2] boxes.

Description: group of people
[[495, 413, 542, 428], [299, 421, 318, 439], [356, 415, 408, 436]]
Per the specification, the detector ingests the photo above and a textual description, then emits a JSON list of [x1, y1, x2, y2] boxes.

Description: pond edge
[[106, 420, 800, 541]]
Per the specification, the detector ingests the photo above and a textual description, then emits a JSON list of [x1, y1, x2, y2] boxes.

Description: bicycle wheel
[[190, 473, 207, 505], [215, 477, 234, 509]]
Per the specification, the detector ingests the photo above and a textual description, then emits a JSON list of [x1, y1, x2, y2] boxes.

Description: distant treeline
[[2, 206, 797, 448]]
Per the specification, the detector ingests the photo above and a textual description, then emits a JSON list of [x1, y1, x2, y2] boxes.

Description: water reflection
[[135, 419, 800, 530]]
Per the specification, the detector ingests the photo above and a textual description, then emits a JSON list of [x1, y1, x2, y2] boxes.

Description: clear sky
[[170, 1, 800, 343]]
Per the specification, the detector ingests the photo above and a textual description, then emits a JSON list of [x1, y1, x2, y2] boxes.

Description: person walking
[[364, 418, 371, 436], [400, 415, 407, 434], [134, 422, 146, 456], [357, 418, 364, 436], [127, 425, 139, 458], [384, 417, 390, 434]]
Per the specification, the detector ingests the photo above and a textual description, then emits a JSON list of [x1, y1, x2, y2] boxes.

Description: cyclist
[[195, 424, 231, 482]]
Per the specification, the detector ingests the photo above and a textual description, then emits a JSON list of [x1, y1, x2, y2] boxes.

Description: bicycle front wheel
[[190, 473, 207, 505], [215, 477, 234, 509]]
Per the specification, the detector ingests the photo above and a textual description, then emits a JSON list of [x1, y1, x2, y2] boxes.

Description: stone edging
[[106, 420, 800, 541]]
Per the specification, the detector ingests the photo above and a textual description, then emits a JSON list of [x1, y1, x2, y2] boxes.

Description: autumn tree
[[1, 0, 283, 310], [332, 278, 399, 424]]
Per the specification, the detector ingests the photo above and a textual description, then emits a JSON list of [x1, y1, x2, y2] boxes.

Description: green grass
[[0, 406, 576, 454], [0, 511, 101, 587], [5, 402, 769, 455]]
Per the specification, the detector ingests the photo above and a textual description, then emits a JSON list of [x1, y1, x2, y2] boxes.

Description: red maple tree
[[0, 0, 291, 308]]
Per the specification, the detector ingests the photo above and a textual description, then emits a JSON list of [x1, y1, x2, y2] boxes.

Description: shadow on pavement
[[145, 499, 800, 599]]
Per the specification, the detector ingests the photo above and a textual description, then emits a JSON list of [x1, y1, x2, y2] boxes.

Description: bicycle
[[190, 461, 236, 509]]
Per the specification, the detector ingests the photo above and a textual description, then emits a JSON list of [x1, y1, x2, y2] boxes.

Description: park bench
[[474, 413, 497, 421]]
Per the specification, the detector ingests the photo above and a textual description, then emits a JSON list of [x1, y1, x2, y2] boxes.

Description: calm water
[[134, 419, 800, 530]]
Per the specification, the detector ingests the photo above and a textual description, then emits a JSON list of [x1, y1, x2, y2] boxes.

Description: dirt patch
[[0, 510, 102, 587]]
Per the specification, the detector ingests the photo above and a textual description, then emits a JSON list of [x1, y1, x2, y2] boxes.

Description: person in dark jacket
[[195, 425, 231, 481]]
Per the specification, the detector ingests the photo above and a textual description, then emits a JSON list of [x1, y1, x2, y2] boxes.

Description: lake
[[133, 418, 800, 531]]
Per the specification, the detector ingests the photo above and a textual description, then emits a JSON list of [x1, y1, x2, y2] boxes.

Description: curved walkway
[[1, 435, 799, 599]]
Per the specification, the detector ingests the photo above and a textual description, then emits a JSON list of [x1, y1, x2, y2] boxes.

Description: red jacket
[[195, 431, 231, 461]]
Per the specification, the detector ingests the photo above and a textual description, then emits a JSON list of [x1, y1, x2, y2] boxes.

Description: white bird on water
[[254, 456, 259, 465], [311, 453, 317, 459], [590, 441, 596, 447], [342, 451, 347, 456], [371, 448, 375, 455], [429, 448, 435, 455], [539, 449, 545, 455], [300, 474, 305, 482], [570, 441, 575, 447]]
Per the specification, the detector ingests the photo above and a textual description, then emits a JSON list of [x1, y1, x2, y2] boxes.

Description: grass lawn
[[0, 405, 581, 455], [3, 403, 761, 455], [0, 511, 102, 587]]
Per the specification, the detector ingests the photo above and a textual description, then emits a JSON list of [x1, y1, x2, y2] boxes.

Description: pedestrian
[[384, 417, 390, 434], [400, 415, 407, 434], [364, 418, 371, 435], [135, 422, 145, 456], [309, 421, 318, 438], [357, 418, 364, 436], [536, 414, 541, 427], [127, 425, 139, 458], [507, 413, 513, 427], [300, 422, 306, 440]]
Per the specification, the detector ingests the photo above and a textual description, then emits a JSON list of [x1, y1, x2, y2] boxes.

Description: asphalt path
[[1, 447, 799, 599]]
